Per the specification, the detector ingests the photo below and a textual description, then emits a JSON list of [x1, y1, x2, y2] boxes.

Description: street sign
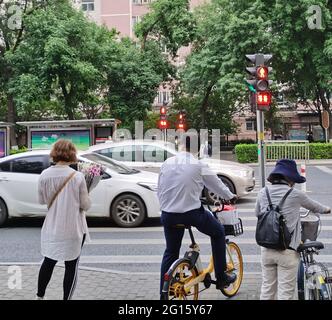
[[322, 110, 329, 129]]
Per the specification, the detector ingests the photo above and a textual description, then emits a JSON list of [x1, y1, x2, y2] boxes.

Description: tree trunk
[[60, 81, 75, 120], [200, 85, 213, 128], [317, 86, 332, 141], [7, 95, 18, 147]]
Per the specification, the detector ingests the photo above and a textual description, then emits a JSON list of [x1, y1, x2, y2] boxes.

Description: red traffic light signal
[[160, 106, 167, 115], [256, 91, 272, 110], [158, 119, 169, 129], [256, 66, 268, 80]]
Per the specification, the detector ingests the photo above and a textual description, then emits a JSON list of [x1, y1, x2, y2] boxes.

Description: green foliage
[[309, 143, 332, 159], [235, 144, 258, 163], [235, 143, 332, 163], [135, 0, 197, 57], [9, 147, 28, 155]]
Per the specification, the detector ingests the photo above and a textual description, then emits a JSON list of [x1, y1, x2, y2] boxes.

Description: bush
[[235, 144, 258, 163], [10, 147, 28, 155], [309, 143, 332, 159], [235, 142, 332, 163]]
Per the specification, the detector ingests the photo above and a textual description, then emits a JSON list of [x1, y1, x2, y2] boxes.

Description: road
[[1, 164, 332, 275]]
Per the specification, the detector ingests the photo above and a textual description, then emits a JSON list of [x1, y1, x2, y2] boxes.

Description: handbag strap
[[47, 172, 76, 210], [265, 187, 293, 212]]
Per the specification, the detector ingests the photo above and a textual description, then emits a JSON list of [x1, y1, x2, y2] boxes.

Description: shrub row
[[235, 143, 332, 163]]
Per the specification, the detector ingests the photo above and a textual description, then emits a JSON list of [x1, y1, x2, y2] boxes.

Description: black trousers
[[37, 234, 85, 300], [160, 207, 226, 294]]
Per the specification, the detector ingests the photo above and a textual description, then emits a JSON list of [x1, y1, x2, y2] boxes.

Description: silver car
[[88, 140, 255, 198]]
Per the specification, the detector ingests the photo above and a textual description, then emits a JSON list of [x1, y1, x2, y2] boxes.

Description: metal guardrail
[[265, 140, 310, 163]]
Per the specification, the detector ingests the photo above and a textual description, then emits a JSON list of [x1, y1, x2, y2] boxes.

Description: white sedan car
[[88, 140, 255, 198], [0, 150, 160, 228]]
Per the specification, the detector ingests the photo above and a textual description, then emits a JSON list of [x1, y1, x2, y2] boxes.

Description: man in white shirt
[[158, 137, 238, 295]]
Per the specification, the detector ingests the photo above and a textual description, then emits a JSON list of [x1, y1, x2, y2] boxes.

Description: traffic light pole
[[256, 107, 266, 188]]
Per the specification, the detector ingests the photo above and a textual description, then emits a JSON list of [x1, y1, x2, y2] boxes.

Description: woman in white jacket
[[36, 140, 91, 300]]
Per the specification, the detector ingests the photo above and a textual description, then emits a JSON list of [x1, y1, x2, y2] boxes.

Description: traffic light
[[176, 110, 186, 130], [245, 54, 273, 111], [158, 106, 169, 129]]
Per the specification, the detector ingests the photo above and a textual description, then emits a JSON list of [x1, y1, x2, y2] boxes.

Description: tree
[[0, 0, 51, 145], [135, 0, 197, 57], [8, 0, 115, 121], [180, 0, 271, 128], [107, 40, 172, 130], [264, 0, 332, 138]]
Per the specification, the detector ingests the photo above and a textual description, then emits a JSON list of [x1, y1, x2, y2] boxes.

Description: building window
[[132, 16, 141, 30], [157, 91, 171, 105], [246, 120, 255, 131], [82, 0, 95, 12], [133, 0, 153, 4]]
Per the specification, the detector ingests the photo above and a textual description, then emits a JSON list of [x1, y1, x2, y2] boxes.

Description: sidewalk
[[0, 265, 261, 300]]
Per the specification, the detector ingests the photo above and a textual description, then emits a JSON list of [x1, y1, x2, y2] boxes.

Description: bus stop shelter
[[0, 122, 12, 158], [17, 119, 121, 150]]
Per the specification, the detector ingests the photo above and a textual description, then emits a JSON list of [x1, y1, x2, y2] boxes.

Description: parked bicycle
[[161, 200, 243, 300], [297, 209, 332, 300]]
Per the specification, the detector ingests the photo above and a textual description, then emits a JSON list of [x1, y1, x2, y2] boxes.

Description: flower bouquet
[[78, 162, 104, 193]]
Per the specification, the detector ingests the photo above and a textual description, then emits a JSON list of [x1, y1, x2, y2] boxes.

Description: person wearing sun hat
[[255, 159, 331, 300]]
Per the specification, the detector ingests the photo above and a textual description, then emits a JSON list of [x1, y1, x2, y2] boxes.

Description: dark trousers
[[160, 206, 226, 293], [37, 234, 85, 300]]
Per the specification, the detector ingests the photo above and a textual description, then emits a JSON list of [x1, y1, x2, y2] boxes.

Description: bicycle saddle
[[297, 241, 324, 252]]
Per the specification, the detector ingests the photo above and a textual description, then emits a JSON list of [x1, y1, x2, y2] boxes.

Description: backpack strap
[[265, 187, 273, 208], [278, 188, 293, 210]]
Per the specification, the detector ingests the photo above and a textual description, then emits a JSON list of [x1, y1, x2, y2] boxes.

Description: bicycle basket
[[301, 214, 320, 242], [224, 218, 243, 237]]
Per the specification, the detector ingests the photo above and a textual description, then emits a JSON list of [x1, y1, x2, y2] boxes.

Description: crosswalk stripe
[[316, 166, 332, 175], [87, 238, 332, 245], [89, 225, 332, 233], [79, 254, 332, 264]]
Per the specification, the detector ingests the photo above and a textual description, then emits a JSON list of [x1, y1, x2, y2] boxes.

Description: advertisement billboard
[[0, 131, 6, 158], [31, 129, 91, 150]]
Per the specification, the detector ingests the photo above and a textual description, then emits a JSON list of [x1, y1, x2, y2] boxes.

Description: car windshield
[[82, 153, 139, 174]]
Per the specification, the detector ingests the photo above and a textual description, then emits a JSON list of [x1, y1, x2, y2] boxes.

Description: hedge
[[235, 143, 332, 163], [235, 144, 258, 163], [9, 147, 28, 155]]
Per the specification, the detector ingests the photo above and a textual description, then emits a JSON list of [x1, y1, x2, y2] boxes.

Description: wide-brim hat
[[267, 159, 306, 184]]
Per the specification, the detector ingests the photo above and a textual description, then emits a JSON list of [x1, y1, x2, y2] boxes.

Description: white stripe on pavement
[[87, 238, 332, 245], [79, 255, 332, 264], [316, 166, 332, 175], [89, 225, 332, 233]]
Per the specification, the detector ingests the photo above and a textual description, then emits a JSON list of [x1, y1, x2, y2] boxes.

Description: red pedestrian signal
[[257, 66, 268, 80], [257, 91, 272, 110], [158, 120, 169, 129], [160, 106, 167, 115]]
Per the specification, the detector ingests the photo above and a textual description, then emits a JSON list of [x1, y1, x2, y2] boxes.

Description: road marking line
[[79, 255, 332, 264], [316, 166, 332, 175], [86, 238, 332, 245], [89, 225, 332, 233]]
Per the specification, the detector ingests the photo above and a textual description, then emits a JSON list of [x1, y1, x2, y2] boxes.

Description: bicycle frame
[[182, 229, 236, 293]]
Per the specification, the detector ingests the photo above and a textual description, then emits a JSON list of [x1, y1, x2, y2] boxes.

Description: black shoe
[[216, 272, 237, 289]]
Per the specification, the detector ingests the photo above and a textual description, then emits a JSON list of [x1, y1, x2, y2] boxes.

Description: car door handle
[[0, 178, 9, 182]]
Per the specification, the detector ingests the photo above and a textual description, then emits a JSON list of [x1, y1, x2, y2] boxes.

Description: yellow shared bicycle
[[161, 202, 244, 300]]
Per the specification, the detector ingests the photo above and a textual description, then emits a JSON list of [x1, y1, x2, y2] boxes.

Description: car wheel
[[0, 199, 8, 227], [205, 176, 236, 204], [111, 194, 146, 228]]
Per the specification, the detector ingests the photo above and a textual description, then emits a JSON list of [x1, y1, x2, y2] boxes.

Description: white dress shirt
[[157, 152, 235, 213], [38, 165, 91, 261]]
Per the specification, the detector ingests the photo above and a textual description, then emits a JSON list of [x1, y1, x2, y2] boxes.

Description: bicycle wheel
[[163, 258, 199, 300], [221, 242, 243, 297]]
